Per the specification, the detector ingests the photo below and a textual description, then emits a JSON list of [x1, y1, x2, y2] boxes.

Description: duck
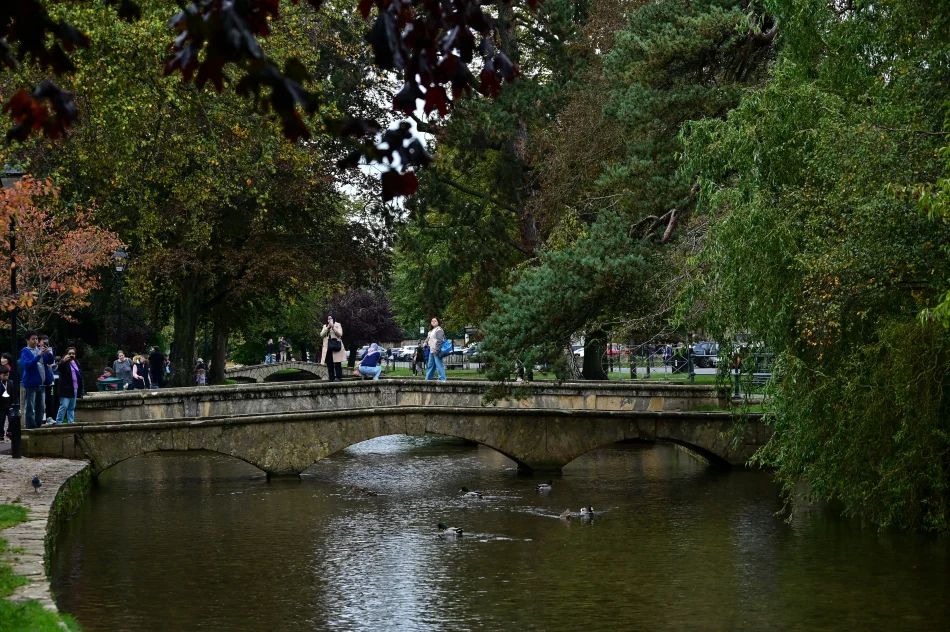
[[459, 487, 483, 499], [535, 480, 553, 492], [579, 506, 595, 518], [349, 484, 378, 497], [559, 509, 572, 520], [437, 522, 463, 536]]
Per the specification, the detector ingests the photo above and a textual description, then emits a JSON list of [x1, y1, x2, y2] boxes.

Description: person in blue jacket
[[20, 330, 53, 429], [357, 343, 383, 380]]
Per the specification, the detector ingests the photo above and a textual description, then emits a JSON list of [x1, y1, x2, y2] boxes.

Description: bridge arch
[[224, 361, 328, 383]]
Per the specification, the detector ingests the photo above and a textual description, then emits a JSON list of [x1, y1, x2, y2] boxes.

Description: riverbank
[[0, 453, 89, 630]]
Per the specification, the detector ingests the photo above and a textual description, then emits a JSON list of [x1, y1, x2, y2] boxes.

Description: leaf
[[381, 171, 418, 201]]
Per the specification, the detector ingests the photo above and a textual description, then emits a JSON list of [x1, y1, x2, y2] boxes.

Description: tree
[[0, 176, 121, 330], [678, 0, 950, 531], [326, 290, 403, 366]]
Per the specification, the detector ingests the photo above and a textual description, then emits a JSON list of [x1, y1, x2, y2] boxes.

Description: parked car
[[463, 343, 483, 360], [691, 341, 719, 368], [605, 343, 629, 356], [356, 345, 369, 360], [572, 345, 585, 359]]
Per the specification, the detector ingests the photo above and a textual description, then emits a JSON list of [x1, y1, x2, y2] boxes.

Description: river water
[[50, 437, 949, 631]]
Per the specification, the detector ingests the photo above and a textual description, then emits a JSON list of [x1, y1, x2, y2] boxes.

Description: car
[[605, 343, 630, 356], [572, 345, 585, 359], [463, 343, 483, 360], [356, 345, 369, 360], [691, 341, 719, 368]]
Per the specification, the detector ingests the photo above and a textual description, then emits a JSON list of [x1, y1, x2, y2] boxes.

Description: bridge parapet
[[71, 379, 724, 424]]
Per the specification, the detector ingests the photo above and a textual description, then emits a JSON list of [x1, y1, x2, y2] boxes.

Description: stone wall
[[0, 454, 91, 614]]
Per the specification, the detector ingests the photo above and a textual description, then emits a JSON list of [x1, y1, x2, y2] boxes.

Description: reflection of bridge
[[225, 360, 327, 382], [23, 380, 768, 477]]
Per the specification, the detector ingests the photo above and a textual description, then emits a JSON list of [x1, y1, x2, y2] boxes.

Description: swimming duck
[[437, 522, 463, 536], [559, 509, 572, 520], [459, 487, 483, 499], [535, 480, 553, 492], [580, 506, 595, 518], [350, 484, 378, 497]]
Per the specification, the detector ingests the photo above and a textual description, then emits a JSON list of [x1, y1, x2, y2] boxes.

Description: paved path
[[0, 453, 88, 613]]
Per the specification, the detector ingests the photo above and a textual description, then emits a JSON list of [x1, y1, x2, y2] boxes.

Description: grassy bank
[[0, 504, 80, 631]]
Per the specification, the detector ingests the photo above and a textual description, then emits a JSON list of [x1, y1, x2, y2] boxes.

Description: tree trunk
[[582, 329, 609, 380], [170, 277, 201, 387], [208, 315, 229, 385]]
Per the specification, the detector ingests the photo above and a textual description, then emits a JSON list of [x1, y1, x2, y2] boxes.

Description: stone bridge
[[225, 360, 327, 382], [22, 380, 769, 477]]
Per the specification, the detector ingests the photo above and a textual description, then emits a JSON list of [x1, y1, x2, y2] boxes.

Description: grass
[[0, 504, 82, 631]]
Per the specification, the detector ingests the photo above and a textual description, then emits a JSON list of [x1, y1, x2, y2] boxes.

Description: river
[[50, 436, 949, 631]]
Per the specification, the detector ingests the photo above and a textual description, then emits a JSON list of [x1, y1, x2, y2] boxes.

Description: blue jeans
[[265, 354, 274, 364], [358, 366, 382, 380], [56, 397, 76, 423], [24, 386, 44, 429], [426, 353, 446, 381]]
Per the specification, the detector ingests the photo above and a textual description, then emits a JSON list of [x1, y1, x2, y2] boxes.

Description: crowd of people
[[98, 346, 171, 390]]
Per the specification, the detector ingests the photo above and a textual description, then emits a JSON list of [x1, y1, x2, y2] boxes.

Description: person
[[39, 335, 57, 422], [148, 346, 165, 389], [53, 347, 84, 424], [20, 330, 53, 429], [265, 338, 276, 364], [195, 358, 207, 386], [425, 317, 447, 381], [1, 352, 13, 373], [98, 367, 114, 380], [320, 315, 345, 382], [0, 366, 12, 441], [131, 355, 148, 390], [278, 337, 289, 362], [412, 341, 426, 376], [356, 343, 383, 380], [113, 350, 134, 390]]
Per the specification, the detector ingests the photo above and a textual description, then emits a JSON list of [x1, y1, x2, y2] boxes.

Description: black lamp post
[[112, 247, 127, 349], [2, 168, 23, 458]]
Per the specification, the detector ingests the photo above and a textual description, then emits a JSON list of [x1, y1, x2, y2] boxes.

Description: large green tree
[[3, 1, 381, 384], [679, 0, 950, 531]]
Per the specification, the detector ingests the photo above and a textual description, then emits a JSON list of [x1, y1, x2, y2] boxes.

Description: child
[[98, 367, 114, 381]]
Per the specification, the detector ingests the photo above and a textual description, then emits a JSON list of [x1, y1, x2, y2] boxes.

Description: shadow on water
[[50, 436, 950, 632]]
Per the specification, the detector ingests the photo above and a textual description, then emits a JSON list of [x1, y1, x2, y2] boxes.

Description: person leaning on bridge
[[320, 315, 346, 382]]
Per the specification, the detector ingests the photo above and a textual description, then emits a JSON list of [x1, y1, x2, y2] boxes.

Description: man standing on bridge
[[20, 330, 53, 429]]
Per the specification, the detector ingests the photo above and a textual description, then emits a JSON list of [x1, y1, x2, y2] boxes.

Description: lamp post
[[2, 168, 23, 458], [112, 247, 127, 349]]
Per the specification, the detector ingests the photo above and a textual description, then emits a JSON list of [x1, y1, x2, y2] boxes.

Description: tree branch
[[433, 175, 519, 214]]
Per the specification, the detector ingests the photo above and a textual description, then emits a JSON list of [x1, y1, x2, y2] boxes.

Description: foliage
[[679, 0, 950, 530], [0, 177, 121, 330], [1, 0, 527, 199], [326, 289, 403, 349], [478, 211, 646, 380]]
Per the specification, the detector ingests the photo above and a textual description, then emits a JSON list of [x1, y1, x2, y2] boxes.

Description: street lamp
[[112, 247, 127, 348], [2, 168, 23, 458]]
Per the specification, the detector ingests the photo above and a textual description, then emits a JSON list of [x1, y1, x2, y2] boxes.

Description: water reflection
[[50, 437, 950, 631]]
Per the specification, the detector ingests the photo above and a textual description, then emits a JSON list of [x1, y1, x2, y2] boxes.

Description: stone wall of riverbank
[[0, 455, 90, 612]]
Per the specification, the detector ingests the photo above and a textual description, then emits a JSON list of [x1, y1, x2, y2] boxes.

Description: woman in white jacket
[[320, 315, 347, 382]]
